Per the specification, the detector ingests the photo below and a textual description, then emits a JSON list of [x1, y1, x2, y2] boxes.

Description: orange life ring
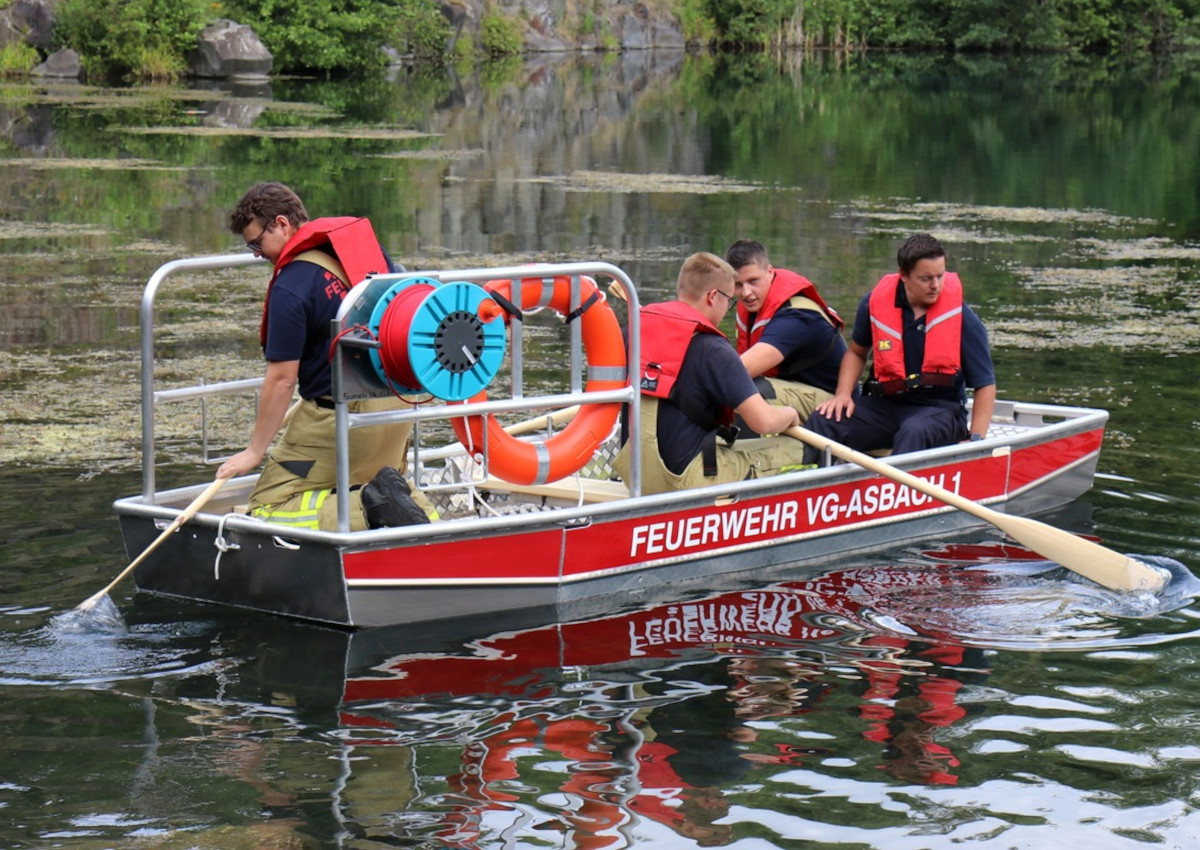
[[452, 275, 627, 485]]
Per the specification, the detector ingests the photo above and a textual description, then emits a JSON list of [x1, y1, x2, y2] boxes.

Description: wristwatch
[[969, 433, 983, 442]]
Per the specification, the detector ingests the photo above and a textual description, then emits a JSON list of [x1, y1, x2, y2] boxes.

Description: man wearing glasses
[[219, 182, 430, 530], [725, 239, 848, 429], [615, 252, 805, 494]]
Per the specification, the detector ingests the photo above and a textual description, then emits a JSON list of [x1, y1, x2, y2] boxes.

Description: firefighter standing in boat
[[218, 182, 429, 530], [614, 252, 807, 494], [801, 233, 996, 461]]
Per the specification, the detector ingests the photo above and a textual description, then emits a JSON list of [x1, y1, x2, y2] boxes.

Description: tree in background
[[745, 0, 1200, 52], [705, 0, 794, 48], [49, 0, 1200, 80], [54, 0, 214, 80], [52, 0, 454, 80]]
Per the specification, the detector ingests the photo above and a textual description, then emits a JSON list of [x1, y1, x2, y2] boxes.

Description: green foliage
[[479, 11, 524, 56], [677, 0, 718, 43], [53, 0, 212, 81], [224, 0, 395, 73], [1055, 0, 1190, 51], [0, 42, 40, 77], [390, 0, 453, 60], [44, 0, 1200, 83], [705, 0, 793, 47], [719, 0, 1200, 53]]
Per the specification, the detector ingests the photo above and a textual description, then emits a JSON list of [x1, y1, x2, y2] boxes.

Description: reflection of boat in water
[[247, 553, 1006, 846], [113, 256, 1111, 627], [337, 551, 1005, 703]]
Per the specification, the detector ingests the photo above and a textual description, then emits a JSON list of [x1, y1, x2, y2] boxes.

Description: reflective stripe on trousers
[[251, 488, 331, 530]]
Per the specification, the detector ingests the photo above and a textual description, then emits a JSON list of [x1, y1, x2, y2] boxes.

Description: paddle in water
[[784, 426, 1170, 594], [75, 475, 231, 615]]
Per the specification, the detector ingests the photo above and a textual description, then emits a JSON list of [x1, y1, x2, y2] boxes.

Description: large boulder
[[189, 19, 272, 78], [0, 0, 55, 51], [30, 47, 80, 78]]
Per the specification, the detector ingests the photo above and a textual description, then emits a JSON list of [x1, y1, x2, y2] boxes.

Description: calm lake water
[[3, 49, 1200, 848]]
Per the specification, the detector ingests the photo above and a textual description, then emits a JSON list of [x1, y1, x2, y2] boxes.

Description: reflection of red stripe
[[337, 712, 396, 729], [920, 541, 1043, 561], [340, 562, 992, 707], [339, 572, 970, 705]]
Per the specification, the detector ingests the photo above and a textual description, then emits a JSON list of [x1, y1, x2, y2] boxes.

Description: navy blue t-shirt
[[849, 284, 995, 408], [756, 306, 846, 393], [656, 333, 760, 474], [263, 249, 398, 398]]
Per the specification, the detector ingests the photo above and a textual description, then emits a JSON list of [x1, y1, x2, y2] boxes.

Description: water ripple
[[0, 602, 233, 687], [857, 555, 1200, 651]]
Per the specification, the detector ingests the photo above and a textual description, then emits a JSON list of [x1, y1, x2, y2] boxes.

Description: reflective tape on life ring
[[452, 275, 627, 485]]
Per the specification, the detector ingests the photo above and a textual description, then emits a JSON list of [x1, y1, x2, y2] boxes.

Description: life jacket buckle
[[640, 363, 662, 392]]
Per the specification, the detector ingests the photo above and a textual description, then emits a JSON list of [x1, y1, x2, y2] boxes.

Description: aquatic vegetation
[[558, 170, 763, 194], [117, 125, 436, 140]]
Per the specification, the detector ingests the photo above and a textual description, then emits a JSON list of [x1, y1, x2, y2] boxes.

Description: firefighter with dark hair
[[803, 233, 995, 461]]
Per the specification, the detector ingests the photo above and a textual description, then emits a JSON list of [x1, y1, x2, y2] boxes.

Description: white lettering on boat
[[804, 471, 962, 525], [627, 470, 963, 559], [627, 593, 836, 655], [630, 500, 799, 557]]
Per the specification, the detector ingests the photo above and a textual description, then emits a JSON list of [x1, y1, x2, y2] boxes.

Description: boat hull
[[116, 406, 1106, 628]]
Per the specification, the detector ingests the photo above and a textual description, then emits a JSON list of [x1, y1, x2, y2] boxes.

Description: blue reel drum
[[366, 277, 507, 401]]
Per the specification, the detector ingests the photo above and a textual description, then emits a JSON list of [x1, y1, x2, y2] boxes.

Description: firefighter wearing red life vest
[[219, 182, 433, 531], [802, 233, 996, 461], [613, 252, 805, 495], [726, 239, 849, 425]]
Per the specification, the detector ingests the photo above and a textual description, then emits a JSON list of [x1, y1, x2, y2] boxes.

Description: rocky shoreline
[[2, 0, 688, 81]]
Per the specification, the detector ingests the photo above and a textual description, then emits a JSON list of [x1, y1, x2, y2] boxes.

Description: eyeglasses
[[245, 219, 274, 255], [712, 288, 738, 306]]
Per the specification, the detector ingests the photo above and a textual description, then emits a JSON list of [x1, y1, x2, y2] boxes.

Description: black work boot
[[361, 466, 431, 529]]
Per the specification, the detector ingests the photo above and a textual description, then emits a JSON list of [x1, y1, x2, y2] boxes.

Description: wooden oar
[[502, 405, 581, 436], [449, 404, 581, 447], [76, 475, 231, 613], [784, 425, 1167, 593]]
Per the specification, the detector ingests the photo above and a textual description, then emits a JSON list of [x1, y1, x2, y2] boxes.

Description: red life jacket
[[638, 301, 727, 399], [735, 268, 843, 375], [638, 300, 735, 432], [868, 272, 963, 395], [260, 216, 387, 347]]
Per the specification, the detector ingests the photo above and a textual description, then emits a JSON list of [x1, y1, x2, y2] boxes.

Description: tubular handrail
[[328, 262, 643, 530], [139, 253, 264, 501], [135, 256, 644, 522]]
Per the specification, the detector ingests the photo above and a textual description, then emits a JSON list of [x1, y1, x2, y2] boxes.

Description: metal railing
[[135, 257, 643, 520], [326, 262, 643, 531], [138, 254, 265, 501]]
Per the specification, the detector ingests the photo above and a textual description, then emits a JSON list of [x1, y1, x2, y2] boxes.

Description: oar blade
[[993, 513, 1168, 593], [782, 426, 1167, 595]]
